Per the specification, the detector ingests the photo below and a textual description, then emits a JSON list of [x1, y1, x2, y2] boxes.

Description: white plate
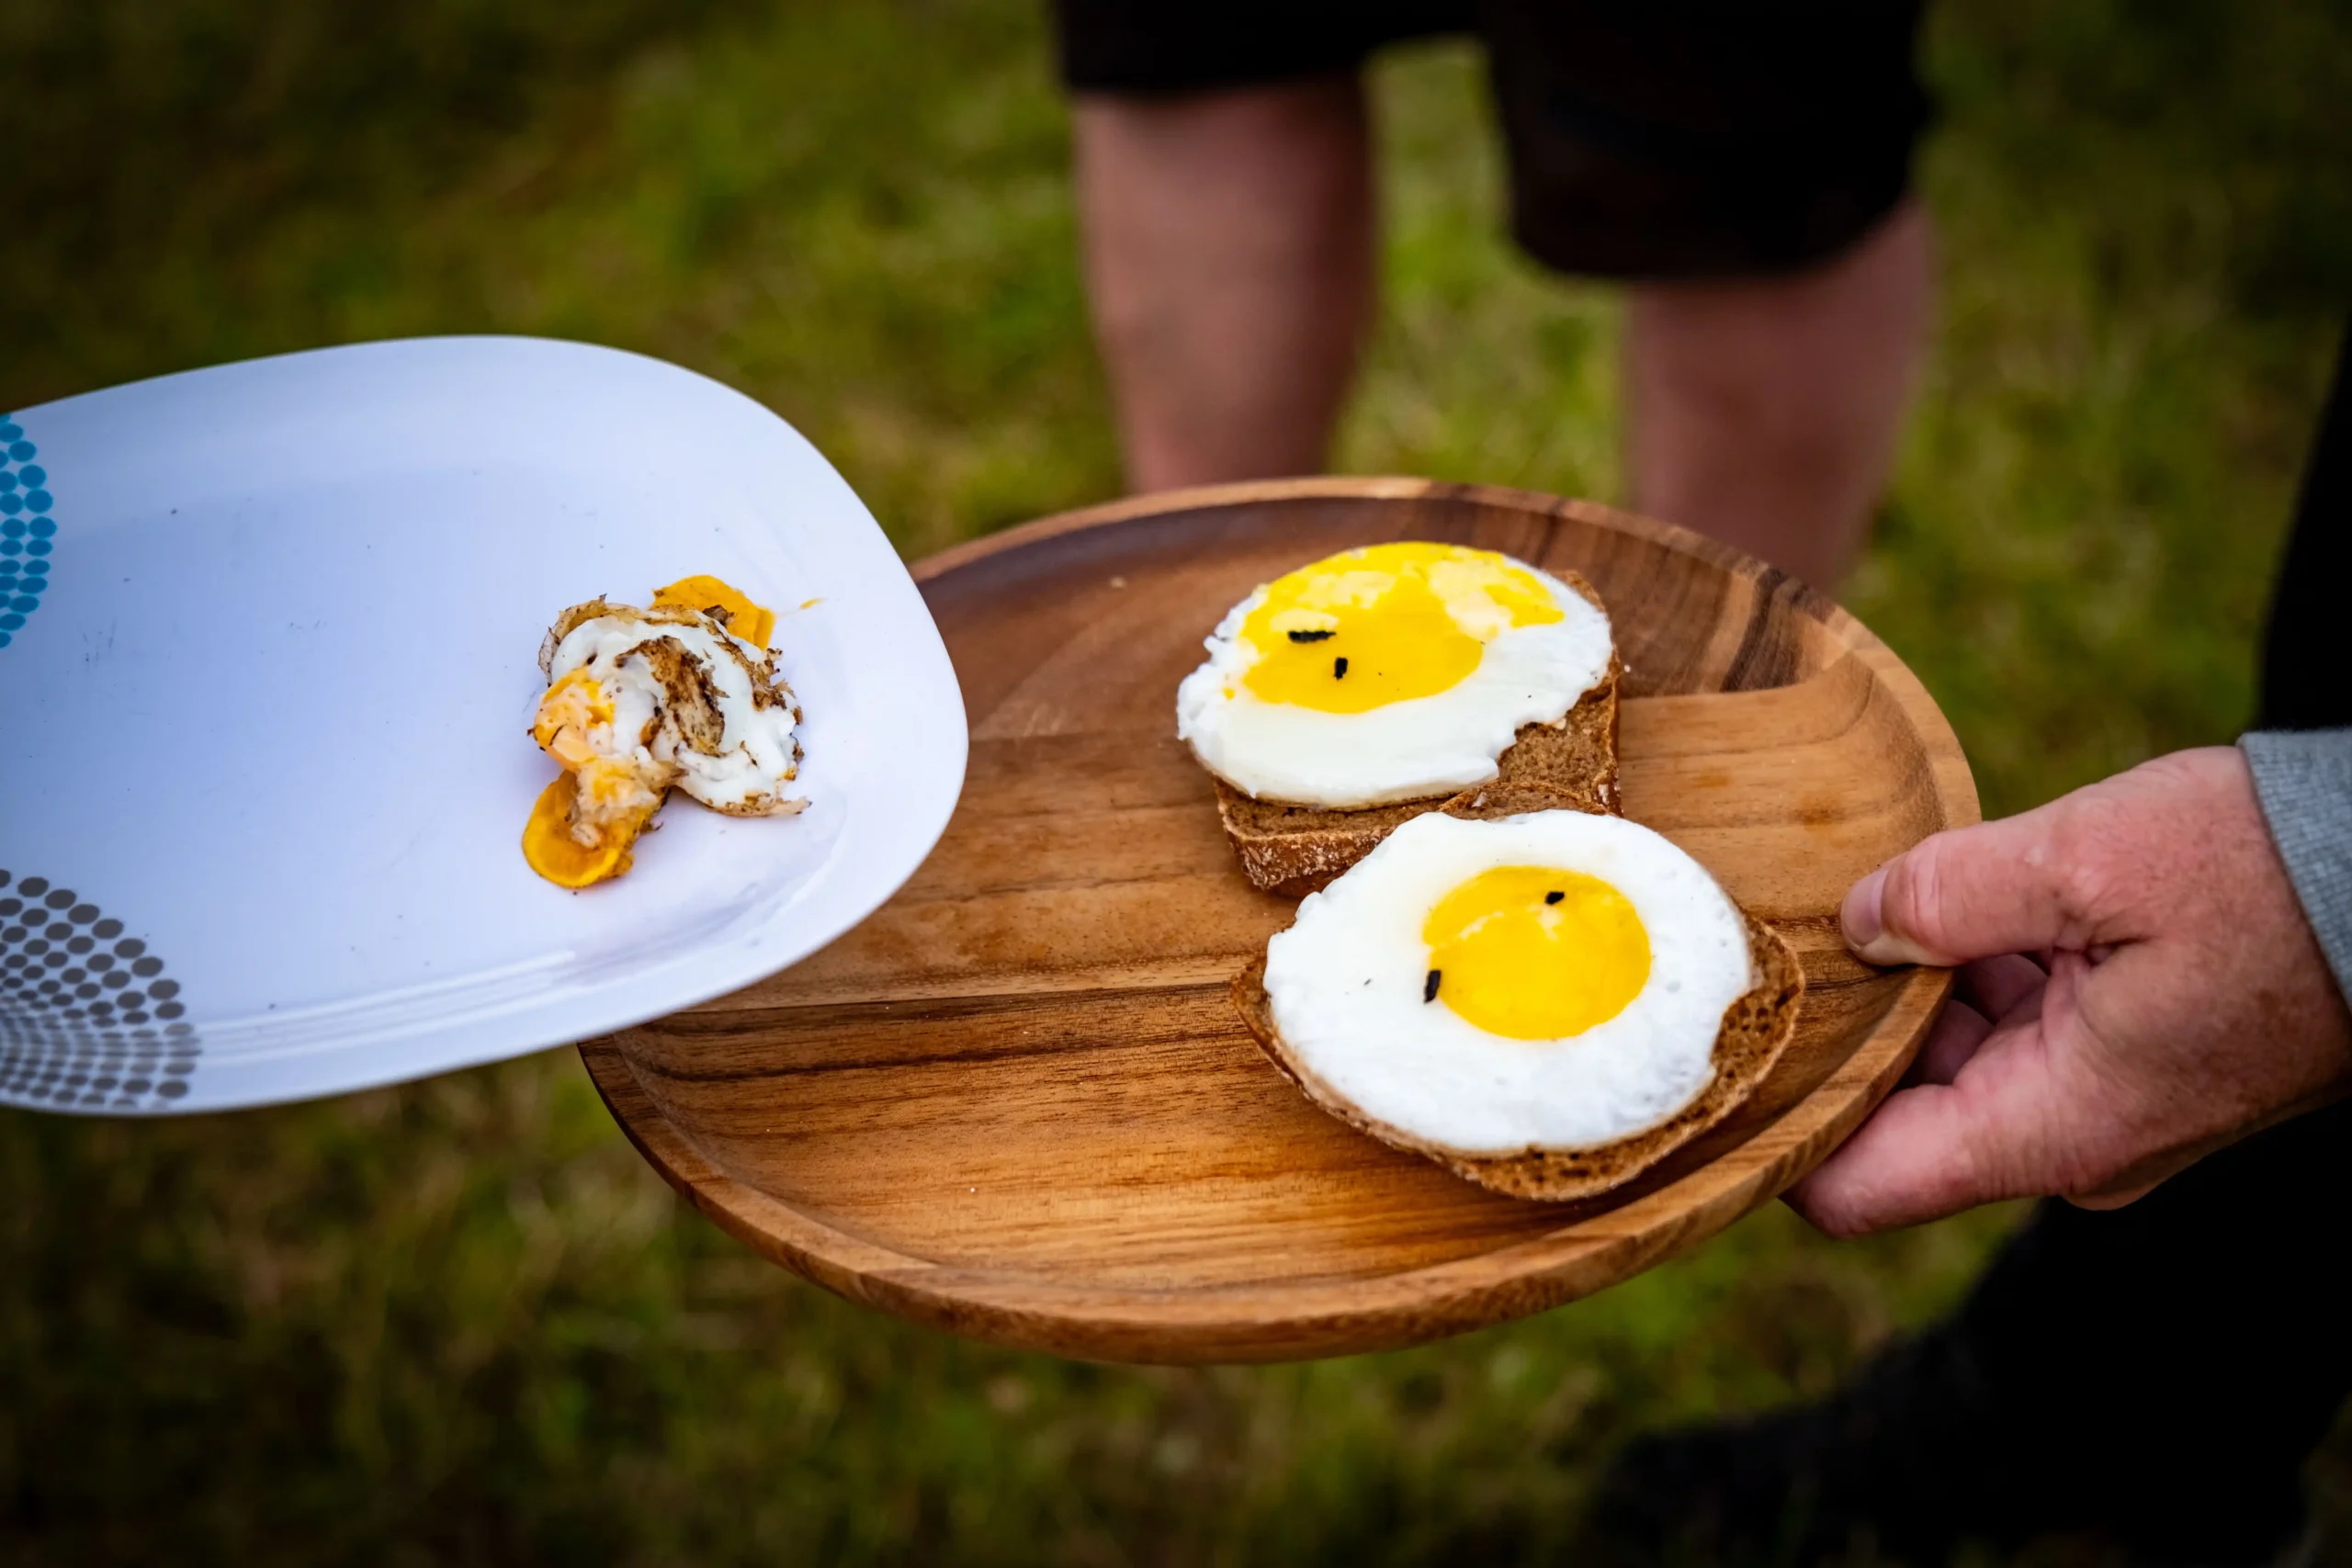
[[0, 337, 967, 1114]]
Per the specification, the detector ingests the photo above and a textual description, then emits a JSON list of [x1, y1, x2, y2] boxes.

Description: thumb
[[1843, 798, 2097, 967]]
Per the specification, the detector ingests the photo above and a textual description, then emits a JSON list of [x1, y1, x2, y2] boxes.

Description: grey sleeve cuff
[[2241, 728, 2352, 1004]]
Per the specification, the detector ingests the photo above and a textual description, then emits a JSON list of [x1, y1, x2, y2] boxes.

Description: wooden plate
[[582, 479, 1977, 1364]]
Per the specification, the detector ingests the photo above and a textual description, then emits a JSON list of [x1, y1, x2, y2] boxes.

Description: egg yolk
[[1421, 865, 1650, 1040], [1237, 542, 1564, 713], [521, 773, 641, 888], [525, 671, 666, 887], [533, 668, 613, 758], [654, 574, 775, 647]]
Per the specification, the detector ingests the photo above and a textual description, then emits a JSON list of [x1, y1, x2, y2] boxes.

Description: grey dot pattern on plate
[[0, 869, 200, 1111]]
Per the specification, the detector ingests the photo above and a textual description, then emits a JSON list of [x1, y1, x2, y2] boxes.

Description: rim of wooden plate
[[582, 478, 1976, 1364]]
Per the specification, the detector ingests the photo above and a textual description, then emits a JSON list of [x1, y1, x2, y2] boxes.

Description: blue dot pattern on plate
[[0, 419, 49, 650], [0, 868, 202, 1113]]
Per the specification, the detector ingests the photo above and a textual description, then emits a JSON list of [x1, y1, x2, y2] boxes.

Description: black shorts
[[1050, 0, 1932, 280]]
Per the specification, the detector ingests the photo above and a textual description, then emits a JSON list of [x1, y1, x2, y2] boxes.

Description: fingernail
[[1842, 866, 1887, 954]]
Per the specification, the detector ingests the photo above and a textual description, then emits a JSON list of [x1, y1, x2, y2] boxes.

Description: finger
[[2067, 1179, 2167, 1212], [1956, 953, 2047, 1022], [1842, 802, 2098, 967], [2067, 1144, 2209, 1210], [1785, 1025, 2075, 1237], [1906, 997, 1992, 1087], [2066, 1083, 2352, 1210]]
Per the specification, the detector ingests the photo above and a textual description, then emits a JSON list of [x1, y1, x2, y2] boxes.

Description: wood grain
[[582, 479, 1978, 1363]]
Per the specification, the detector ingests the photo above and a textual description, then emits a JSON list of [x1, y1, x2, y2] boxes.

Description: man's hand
[[1786, 747, 2352, 1237]]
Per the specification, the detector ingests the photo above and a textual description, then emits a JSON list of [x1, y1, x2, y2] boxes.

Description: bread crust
[[1200, 569, 1623, 896], [1211, 661, 1622, 897], [1230, 909, 1804, 1202]]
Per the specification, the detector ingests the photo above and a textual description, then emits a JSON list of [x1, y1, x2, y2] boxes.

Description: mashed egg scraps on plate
[[524, 578, 808, 889], [1244, 809, 1803, 1199], [1175, 541, 1614, 809]]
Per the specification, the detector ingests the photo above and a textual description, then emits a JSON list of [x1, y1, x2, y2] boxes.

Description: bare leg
[[1072, 78, 1376, 491], [1625, 199, 1935, 587]]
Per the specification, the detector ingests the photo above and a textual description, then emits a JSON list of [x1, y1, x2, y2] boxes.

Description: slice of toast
[[1229, 909, 1803, 1202], [1212, 658, 1623, 898], [1204, 569, 1622, 897]]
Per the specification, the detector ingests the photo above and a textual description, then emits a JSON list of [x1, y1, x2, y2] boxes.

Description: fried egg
[[1261, 809, 1755, 1155], [521, 578, 805, 889], [1175, 542, 1613, 808]]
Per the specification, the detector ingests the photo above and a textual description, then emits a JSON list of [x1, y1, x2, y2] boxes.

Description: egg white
[[1173, 558, 1613, 809], [1261, 810, 1755, 1156]]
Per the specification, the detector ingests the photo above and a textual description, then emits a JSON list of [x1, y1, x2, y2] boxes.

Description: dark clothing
[[1920, 1104, 2352, 1557], [1048, 0, 1933, 278], [1928, 333, 2352, 1559], [2262, 337, 2352, 732], [1051, 0, 1464, 94]]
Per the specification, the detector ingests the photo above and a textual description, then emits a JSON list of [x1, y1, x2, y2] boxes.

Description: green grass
[[5, 1, 2350, 1562]]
